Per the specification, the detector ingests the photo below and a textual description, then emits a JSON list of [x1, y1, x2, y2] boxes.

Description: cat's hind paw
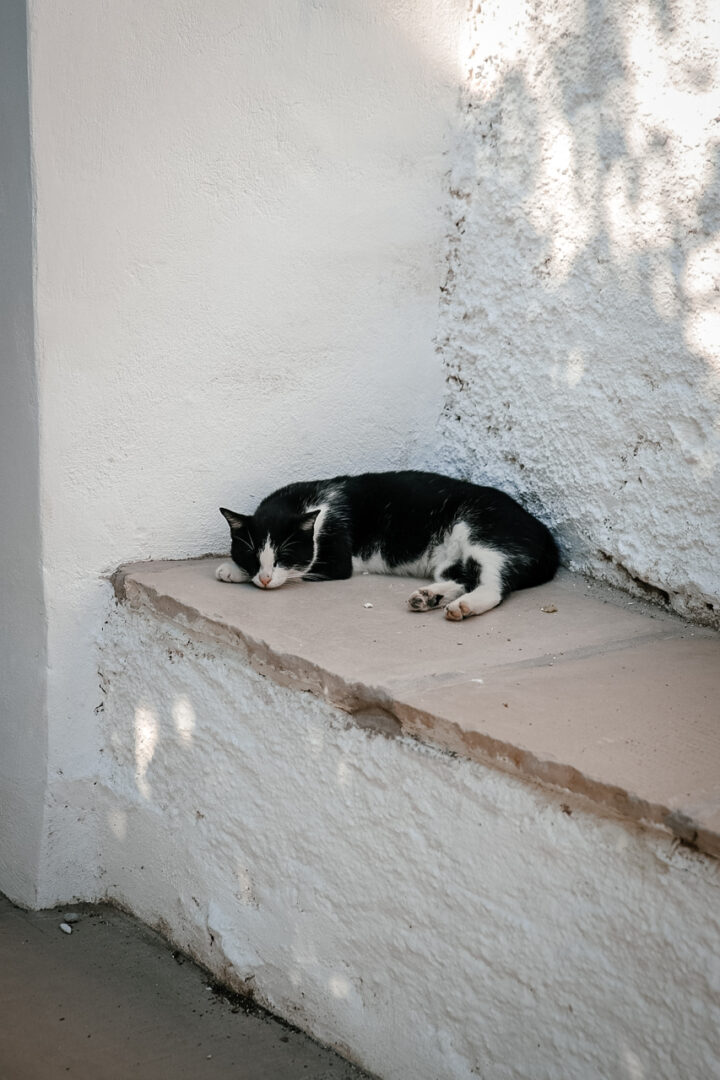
[[216, 560, 247, 584], [445, 586, 502, 620], [408, 581, 464, 612], [408, 587, 443, 611]]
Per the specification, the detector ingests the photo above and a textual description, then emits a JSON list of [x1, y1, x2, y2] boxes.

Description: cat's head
[[219, 507, 319, 589]]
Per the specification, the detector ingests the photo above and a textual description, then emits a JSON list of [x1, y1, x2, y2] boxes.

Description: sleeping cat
[[216, 471, 558, 620]]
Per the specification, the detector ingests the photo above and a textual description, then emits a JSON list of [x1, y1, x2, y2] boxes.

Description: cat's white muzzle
[[252, 564, 310, 589], [252, 570, 286, 589]]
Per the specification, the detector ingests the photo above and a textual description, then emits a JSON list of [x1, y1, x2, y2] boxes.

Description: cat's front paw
[[216, 560, 247, 584]]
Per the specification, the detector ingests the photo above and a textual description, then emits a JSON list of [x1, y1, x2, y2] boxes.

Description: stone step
[[114, 559, 720, 858]]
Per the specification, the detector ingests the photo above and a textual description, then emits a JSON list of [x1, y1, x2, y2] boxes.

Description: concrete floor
[[0, 895, 371, 1080]]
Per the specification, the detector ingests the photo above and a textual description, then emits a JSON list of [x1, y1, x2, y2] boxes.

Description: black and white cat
[[216, 471, 558, 621]]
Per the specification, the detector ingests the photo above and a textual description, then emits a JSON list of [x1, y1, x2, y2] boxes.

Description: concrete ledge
[[102, 563, 720, 1078], [114, 558, 720, 858]]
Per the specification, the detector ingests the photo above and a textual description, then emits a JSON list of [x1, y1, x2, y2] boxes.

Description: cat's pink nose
[[259, 572, 272, 586]]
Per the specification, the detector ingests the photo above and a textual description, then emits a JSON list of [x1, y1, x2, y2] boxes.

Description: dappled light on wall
[[336, 759, 351, 788], [622, 1046, 646, 1079], [462, 0, 720, 291], [328, 974, 352, 1001], [172, 693, 196, 745], [685, 236, 720, 371], [439, 0, 720, 623], [134, 704, 158, 800], [107, 808, 127, 843], [551, 348, 586, 388]]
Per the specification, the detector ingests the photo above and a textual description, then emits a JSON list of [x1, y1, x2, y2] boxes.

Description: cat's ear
[[298, 509, 321, 533], [219, 507, 251, 534]]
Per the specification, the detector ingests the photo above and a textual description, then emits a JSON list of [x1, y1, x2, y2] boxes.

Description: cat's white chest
[[351, 551, 433, 578], [352, 552, 392, 575]]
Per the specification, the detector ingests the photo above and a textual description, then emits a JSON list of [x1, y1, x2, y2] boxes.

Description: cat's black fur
[[217, 471, 558, 620]]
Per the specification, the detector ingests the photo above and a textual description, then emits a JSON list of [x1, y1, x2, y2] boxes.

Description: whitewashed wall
[[24, 0, 464, 904], [2, 4, 718, 1074], [438, 0, 720, 624], [4, 0, 719, 906], [98, 603, 720, 1080]]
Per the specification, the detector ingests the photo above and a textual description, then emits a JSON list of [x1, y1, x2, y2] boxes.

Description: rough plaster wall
[[438, 0, 720, 624], [0, 0, 48, 907], [25, 0, 464, 902], [97, 602, 720, 1080]]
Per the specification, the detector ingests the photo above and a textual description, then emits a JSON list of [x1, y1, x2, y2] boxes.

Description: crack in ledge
[[111, 565, 720, 861]]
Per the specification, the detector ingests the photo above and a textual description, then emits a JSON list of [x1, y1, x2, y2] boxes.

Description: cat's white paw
[[216, 560, 246, 584], [445, 586, 502, 620]]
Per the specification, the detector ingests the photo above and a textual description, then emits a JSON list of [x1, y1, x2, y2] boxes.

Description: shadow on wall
[[437, 0, 720, 624]]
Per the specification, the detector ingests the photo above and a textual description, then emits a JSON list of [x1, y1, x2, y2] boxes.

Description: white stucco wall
[[6, 0, 718, 929], [0, 0, 48, 907], [2, 5, 718, 1071], [438, 0, 720, 624], [24, 0, 464, 903], [97, 602, 720, 1080]]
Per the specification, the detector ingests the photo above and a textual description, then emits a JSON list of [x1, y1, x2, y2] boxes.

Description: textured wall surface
[[97, 602, 720, 1080], [10, 0, 719, 1002], [25, 0, 463, 902], [438, 0, 720, 624], [0, 0, 48, 906]]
